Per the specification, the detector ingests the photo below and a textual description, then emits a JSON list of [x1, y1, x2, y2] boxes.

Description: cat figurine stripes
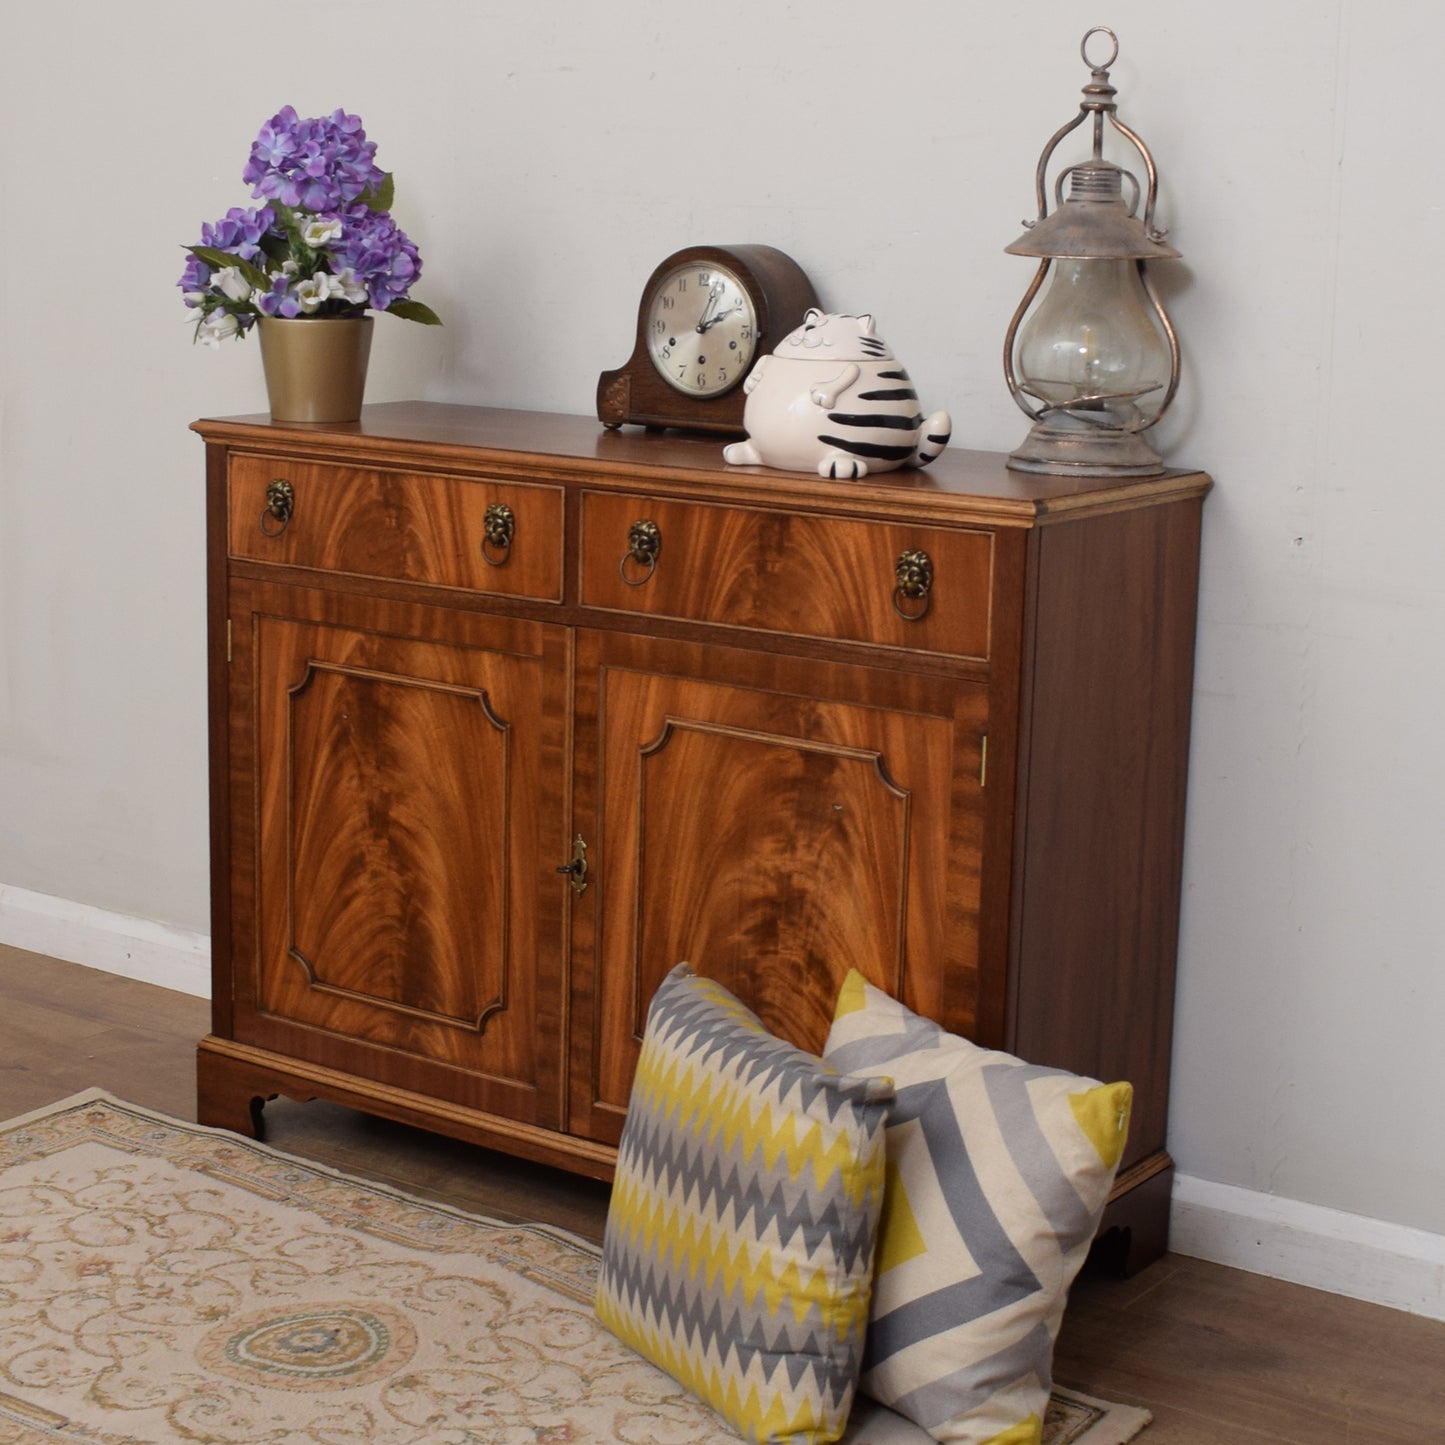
[[723, 310, 951, 479]]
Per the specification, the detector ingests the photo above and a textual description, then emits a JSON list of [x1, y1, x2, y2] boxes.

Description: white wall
[[4, 1, 1442, 1249]]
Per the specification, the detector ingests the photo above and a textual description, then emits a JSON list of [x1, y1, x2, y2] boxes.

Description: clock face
[[645, 261, 758, 397]]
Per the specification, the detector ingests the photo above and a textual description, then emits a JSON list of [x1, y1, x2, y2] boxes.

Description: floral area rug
[[0, 1091, 1150, 1444]]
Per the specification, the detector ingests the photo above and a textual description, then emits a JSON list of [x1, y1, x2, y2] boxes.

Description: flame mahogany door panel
[[226, 579, 570, 1127], [567, 629, 987, 1145]]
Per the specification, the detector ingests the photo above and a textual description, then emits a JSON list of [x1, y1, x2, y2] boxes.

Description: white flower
[[328, 267, 369, 306], [293, 276, 328, 312], [196, 311, 240, 349], [213, 266, 253, 304], [302, 217, 343, 249]]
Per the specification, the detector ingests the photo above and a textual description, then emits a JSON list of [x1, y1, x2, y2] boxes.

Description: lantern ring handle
[[1081, 26, 1118, 71]]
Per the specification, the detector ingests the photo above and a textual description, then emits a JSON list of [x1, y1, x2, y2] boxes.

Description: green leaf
[[385, 299, 443, 326], [258, 232, 293, 271], [188, 246, 271, 291], [363, 173, 395, 213]]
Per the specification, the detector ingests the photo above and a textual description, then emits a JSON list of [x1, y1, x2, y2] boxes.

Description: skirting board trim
[[1171, 1172, 1445, 1323], [0, 884, 210, 999]]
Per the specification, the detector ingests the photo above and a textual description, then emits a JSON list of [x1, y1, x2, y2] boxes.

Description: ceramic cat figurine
[[723, 310, 951, 478]]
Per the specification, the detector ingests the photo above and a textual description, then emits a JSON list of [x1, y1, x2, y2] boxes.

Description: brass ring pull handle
[[619, 519, 661, 586], [481, 502, 515, 567], [259, 479, 295, 537], [893, 548, 934, 621]]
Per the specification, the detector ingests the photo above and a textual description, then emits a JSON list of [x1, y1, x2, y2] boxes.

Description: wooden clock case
[[596, 243, 819, 435]]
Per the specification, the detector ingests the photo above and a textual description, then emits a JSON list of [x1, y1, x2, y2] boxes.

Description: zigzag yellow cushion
[[824, 972, 1132, 1445], [595, 964, 895, 1445]]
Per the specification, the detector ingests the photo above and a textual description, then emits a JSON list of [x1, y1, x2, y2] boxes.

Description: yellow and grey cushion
[[823, 972, 1131, 1445], [596, 964, 895, 1445]]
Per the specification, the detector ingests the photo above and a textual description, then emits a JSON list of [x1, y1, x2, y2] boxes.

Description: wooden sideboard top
[[193, 401, 1210, 526]]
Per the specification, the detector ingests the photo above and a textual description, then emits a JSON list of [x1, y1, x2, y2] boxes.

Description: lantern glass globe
[[1017, 258, 1171, 420]]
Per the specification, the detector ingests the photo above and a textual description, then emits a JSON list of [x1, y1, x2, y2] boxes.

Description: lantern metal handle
[[1020, 27, 1167, 246], [1080, 25, 1118, 71]]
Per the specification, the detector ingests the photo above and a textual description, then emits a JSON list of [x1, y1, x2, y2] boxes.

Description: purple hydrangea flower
[[178, 205, 277, 302], [178, 253, 212, 303], [200, 205, 277, 260], [254, 273, 303, 319], [334, 205, 422, 310], [243, 106, 384, 212]]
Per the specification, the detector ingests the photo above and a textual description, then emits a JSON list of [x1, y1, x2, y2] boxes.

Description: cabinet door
[[568, 629, 987, 1144], [228, 580, 570, 1127]]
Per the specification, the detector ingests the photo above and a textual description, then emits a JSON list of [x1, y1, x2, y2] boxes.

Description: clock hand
[[694, 279, 726, 332], [699, 303, 743, 332]]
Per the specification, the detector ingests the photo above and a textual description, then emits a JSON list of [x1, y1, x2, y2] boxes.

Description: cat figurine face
[[776, 309, 894, 362]]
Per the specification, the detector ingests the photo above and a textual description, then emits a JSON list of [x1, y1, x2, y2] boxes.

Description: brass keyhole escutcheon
[[893, 548, 934, 621], [259, 478, 295, 537], [481, 502, 515, 567], [556, 834, 589, 895], [619, 519, 661, 586]]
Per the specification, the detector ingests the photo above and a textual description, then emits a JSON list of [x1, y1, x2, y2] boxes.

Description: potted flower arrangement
[[180, 106, 439, 421]]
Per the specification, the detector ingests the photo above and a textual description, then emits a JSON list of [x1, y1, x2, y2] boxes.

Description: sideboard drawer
[[228, 455, 564, 601], [579, 491, 994, 658]]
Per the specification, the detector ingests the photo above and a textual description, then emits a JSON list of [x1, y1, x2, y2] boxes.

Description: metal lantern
[[1004, 28, 1181, 476]]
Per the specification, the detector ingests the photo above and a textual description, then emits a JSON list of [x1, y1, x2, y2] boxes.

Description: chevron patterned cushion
[[823, 972, 1132, 1445], [595, 963, 896, 1445]]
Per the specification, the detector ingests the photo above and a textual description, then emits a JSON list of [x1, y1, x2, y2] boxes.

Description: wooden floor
[[2, 943, 1441, 1443]]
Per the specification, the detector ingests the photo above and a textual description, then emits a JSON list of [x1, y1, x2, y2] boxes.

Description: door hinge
[[980, 733, 988, 788], [226, 619, 232, 663]]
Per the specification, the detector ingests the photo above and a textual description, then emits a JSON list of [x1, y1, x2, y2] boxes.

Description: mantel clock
[[597, 243, 818, 435]]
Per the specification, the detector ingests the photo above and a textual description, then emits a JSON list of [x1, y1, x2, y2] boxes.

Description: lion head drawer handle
[[893, 548, 934, 621], [481, 502, 515, 567], [259, 478, 295, 537], [619, 518, 661, 586]]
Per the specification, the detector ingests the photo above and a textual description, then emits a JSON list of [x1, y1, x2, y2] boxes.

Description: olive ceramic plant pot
[[257, 315, 374, 423]]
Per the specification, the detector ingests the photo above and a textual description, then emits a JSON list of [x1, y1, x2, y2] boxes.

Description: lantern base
[[1008, 414, 1165, 477]]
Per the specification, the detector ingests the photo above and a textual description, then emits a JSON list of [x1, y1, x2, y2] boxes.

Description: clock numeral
[[661, 295, 675, 311], [652, 319, 666, 335], [718, 368, 729, 384], [697, 270, 711, 285], [740, 325, 752, 340]]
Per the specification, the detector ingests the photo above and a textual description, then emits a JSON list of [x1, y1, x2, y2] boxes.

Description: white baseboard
[[1171, 1172, 1445, 1322], [0, 884, 210, 999]]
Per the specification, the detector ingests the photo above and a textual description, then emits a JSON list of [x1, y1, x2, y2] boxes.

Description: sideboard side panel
[[1010, 496, 1205, 1173]]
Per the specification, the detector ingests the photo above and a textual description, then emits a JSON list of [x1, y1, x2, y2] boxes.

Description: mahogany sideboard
[[193, 402, 1209, 1271]]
